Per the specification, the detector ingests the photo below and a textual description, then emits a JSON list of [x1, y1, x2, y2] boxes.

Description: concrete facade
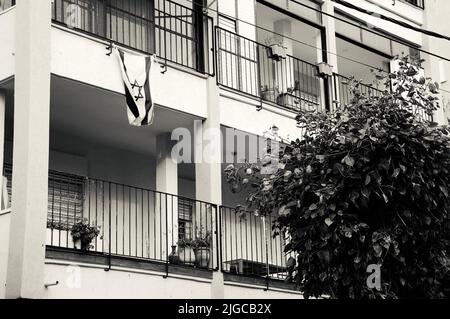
[[0, 0, 447, 299]]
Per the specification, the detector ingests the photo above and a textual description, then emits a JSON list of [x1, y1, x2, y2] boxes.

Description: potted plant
[[265, 37, 287, 61], [177, 237, 196, 265], [70, 218, 101, 251], [261, 85, 279, 103], [276, 86, 297, 108], [191, 231, 212, 269]]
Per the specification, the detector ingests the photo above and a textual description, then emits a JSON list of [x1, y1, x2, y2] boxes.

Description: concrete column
[[273, 19, 294, 94], [0, 92, 5, 209], [0, 92, 7, 299], [322, 0, 339, 109], [156, 133, 178, 258], [195, 75, 224, 298], [6, 0, 52, 299], [322, 0, 338, 71]]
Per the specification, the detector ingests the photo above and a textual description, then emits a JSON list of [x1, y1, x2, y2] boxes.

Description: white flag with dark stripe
[[115, 47, 155, 126]]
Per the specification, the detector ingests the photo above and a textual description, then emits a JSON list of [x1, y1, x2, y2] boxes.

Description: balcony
[[3, 163, 296, 289], [51, 0, 213, 75], [216, 27, 325, 113]]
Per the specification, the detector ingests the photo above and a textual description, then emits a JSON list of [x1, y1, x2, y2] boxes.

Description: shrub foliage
[[225, 57, 450, 299]]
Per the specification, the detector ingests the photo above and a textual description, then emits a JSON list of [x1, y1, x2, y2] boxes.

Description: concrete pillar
[[322, 0, 339, 108], [273, 19, 294, 94], [195, 76, 224, 299], [6, 0, 52, 299], [322, 0, 338, 71], [156, 133, 178, 258], [0, 92, 5, 208], [0, 91, 7, 300]]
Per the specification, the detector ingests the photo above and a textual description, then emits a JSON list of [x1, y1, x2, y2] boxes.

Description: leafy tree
[[225, 57, 450, 299]]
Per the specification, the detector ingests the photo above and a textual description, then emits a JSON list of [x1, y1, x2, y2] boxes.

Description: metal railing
[[51, 0, 213, 74], [216, 27, 324, 113], [404, 0, 425, 9], [3, 164, 217, 272], [3, 163, 302, 286], [332, 73, 384, 107], [332, 73, 433, 121], [0, 0, 15, 12], [219, 206, 296, 283]]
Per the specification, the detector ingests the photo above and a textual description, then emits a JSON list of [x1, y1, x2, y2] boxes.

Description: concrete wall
[[422, 0, 450, 125], [41, 261, 301, 299], [51, 26, 208, 118], [42, 261, 212, 299], [334, 0, 423, 46], [0, 212, 10, 299], [224, 283, 303, 299], [0, 7, 15, 82]]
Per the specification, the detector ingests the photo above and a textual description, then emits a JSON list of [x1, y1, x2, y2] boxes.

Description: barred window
[[178, 198, 194, 240], [3, 165, 84, 231]]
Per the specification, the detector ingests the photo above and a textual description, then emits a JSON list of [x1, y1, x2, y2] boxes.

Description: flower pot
[[277, 92, 300, 110], [194, 247, 210, 269], [74, 239, 93, 251], [178, 247, 196, 265], [261, 89, 278, 103], [267, 44, 287, 61]]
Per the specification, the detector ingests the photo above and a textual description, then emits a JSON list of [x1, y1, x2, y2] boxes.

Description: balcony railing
[[3, 164, 299, 287], [216, 27, 324, 113], [3, 164, 218, 272], [219, 207, 296, 282], [332, 73, 385, 107], [51, 0, 213, 74], [332, 73, 433, 121], [404, 0, 425, 9], [0, 0, 15, 12]]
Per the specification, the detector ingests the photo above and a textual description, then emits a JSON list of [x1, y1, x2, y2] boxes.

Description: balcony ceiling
[[1, 76, 202, 158]]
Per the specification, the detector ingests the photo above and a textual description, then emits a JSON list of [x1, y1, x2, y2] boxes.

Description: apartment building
[[0, 0, 447, 299]]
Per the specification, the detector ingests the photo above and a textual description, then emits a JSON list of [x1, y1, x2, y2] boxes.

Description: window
[[178, 198, 194, 240], [47, 172, 84, 230], [218, 14, 237, 33], [3, 165, 84, 230]]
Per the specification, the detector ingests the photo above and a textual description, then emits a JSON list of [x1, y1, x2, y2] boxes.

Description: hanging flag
[[114, 46, 155, 126]]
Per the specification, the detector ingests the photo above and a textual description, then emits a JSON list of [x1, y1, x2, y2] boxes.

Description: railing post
[[193, 0, 205, 74], [105, 182, 112, 271], [163, 193, 169, 279], [215, 205, 221, 271], [263, 215, 270, 291]]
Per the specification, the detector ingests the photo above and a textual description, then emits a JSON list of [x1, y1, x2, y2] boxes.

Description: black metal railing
[[0, 0, 15, 11], [219, 206, 296, 282], [216, 27, 324, 113], [332, 73, 433, 121], [3, 164, 217, 272], [404, 0, 425, 9], [51, 0, 213, 74], [332, 73, 384, 107]]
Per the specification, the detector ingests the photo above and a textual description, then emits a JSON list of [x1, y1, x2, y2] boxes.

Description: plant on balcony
[[70, 218, 101, 251], [177, 237, 196, 265], [191, 230, 212, 269], [225, 56, 450, 299], [265, 37, 287, 62], [261, 85, 280, 103]]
